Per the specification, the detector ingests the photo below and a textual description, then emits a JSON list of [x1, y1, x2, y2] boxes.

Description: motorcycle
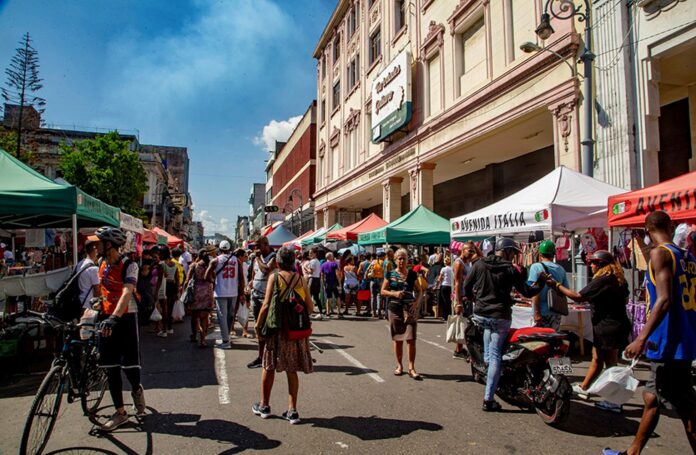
[[465, 315, 572, 426]]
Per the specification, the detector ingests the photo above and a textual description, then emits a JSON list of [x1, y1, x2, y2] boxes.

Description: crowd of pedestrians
[[69, 209, 696, 453]]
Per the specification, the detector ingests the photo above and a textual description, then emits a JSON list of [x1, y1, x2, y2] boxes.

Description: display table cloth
[[511, 304, 593, 355], [0, 267, 71, 298]]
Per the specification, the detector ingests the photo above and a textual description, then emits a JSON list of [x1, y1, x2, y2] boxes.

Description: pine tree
[[2, 32, 46, 158]]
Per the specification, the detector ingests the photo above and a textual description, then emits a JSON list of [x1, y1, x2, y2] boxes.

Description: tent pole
[[571, 231, 576, 287], [71, 214, 78, 266]]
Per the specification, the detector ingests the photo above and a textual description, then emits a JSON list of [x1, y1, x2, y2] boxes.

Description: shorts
[[165, 281, 178, 299], [645, 360, 696, 412], [325, 285, 339, 299], [98, 313, 140, 369], [343, 283, 358, 295]]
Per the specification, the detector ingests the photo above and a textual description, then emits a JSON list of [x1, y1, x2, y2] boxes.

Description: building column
[[323, 206, 337, 228], [382, 176, 403, 222], [549, 98, 581, 171], [689, 85, 696, 172], [409, 162, 436, 211]]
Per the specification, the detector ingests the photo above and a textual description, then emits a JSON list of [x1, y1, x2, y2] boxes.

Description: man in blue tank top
[[607, 211, 696, 455]]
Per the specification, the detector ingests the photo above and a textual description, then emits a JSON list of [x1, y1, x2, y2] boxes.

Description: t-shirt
[[440, 266, 453, 287], [214, 253, 239, 298], [75, 258, 100, 309], [179, 251, 193, 275], [321, 260, 339, 287], [528, 261, 569, 317], [252, 251, 276, 295], [308, 258, 321, 278], [579, 274, 630, 327]]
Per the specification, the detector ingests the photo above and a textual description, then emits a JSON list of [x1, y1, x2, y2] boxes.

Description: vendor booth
[[326, 213, 387, 242], [120, 212, 144, 255], [284, 229, 315, 248], [301, 223, 343, 247], [151, 227, 184, 249], [266, 224, 296, 248], [358, 205, 450, 245]]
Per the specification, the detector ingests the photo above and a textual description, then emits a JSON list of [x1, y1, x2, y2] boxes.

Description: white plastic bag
[[586, 359, 639, 404], [172, 299, 185, 322], [446, 315, 467, 344], [149, 307, 162, 322], [237, 303, 249, 326]]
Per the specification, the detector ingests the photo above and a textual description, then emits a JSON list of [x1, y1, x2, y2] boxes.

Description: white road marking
[[212, 327, 231, 404], [335, 442, 349, 449], [320, 339, 385, 383], [420, 338, 450, 352]]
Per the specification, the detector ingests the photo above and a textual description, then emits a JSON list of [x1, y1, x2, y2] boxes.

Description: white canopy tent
[[450, 166, 627, 240]]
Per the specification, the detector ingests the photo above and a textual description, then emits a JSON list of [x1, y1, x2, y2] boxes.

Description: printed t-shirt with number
[[99, 257, 139, 314], [645, 243, 696, 360], [214, 253, 239, 298]]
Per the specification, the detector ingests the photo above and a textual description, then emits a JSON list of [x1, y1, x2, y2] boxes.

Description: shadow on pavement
[[421, 373, 472, 382], [309, 333, 344, 338], [45, 448, 120, 455], [557, 401, 641, 437], [313, 364, 379, 376], [140, 410, 281, 453], [304, 415, 442, 440]]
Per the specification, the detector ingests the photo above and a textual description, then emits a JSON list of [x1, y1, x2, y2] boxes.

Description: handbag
[[542, 263, 569, 316], [281, 274, 312, 341], [446, 314, 467, 344]]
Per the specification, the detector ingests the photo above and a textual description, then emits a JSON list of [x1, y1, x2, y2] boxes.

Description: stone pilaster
[[408, 162, 436, 210], [549, 99, 581, 171], [382, 176, 403, 222]]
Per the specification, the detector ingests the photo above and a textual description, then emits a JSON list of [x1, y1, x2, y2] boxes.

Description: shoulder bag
[[542, 263, 569, 316]]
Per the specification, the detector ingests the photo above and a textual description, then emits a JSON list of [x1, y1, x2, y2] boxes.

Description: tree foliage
[[59, 131, 148, 216], [2, 32, 46, 158]]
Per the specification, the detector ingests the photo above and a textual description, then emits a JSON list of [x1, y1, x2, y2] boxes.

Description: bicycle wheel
[[19, 364, 66, 455], [79, 350, 107, 416]]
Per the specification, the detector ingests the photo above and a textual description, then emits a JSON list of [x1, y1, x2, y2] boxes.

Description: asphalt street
[[0, 314, 692, 454]]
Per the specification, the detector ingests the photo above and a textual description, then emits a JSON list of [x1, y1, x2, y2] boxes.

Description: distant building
[[249, 182, 266, 236], [236, 215, 250, 245]]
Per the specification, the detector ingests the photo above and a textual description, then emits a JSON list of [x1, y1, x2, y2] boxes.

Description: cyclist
[[94, 226, 146, 431]]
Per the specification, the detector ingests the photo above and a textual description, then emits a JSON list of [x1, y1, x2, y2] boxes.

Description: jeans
[[473, 315, 511, 402], [536, 313, 562, 332], [215, 296, 238, 343], [309, 277, 323, 313], [371, 279, 383, 315]]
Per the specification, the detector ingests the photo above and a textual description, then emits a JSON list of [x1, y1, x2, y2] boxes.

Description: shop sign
[[371, 49, 412, 143], [452, 209, 550, 236], [120, 212, 144, 234]]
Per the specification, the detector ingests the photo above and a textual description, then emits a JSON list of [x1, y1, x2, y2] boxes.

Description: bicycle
[[19, 310, 107, 455]]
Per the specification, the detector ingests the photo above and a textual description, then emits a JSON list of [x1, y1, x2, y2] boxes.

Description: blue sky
[[0, 0, 334, 236]]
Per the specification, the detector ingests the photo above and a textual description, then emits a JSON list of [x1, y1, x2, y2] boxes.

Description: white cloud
[[194, 210, 233, 236], [253, 115, 302, 151]]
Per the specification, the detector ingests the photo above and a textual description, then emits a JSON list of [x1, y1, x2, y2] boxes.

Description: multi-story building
[[313, 0, 587, 226], [249, 182, 267, 236], [236, 215, 250, 245], [592, 0, 696, 190], [268, 101, 317, 236]]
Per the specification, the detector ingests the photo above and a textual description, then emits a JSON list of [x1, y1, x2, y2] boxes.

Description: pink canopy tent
[[152, 226, 184, 248], [284, 229, 316, 248], [325, 213, 387, 242]]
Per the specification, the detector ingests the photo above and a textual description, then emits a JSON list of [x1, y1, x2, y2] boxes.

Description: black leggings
[[106, 367, 141, 409], [439, 286, 452, 319], [309, 277, 323, 313]]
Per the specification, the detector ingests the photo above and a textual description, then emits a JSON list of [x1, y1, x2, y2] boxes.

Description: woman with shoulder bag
[[381, 248, 426, 380], [185, 249, 214, 347], [546, 250, 631, 411], [252, 247, 314, 424]]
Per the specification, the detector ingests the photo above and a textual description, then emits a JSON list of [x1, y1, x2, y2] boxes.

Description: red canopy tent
[[142, 229, 158, 244], [608, 171, 696, 227], [152, 226, 185, 248], [284, 229, 315, 248], [325, 213, 387, 241]]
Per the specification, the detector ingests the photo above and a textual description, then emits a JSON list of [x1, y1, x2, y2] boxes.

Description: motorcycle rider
[[463, 237, 546, 412]]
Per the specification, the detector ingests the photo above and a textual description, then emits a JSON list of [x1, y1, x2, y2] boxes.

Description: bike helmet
[[495, 237, 521, 252], [539, 240, 556, 257], [587, 250, 614, 265], [95, 226, 127, 247]]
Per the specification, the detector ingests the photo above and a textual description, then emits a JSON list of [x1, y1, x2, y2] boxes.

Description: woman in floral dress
[[185, 248, 214, 347]]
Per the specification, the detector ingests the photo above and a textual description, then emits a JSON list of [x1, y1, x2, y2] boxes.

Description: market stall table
[[511, 304, 592, 355]]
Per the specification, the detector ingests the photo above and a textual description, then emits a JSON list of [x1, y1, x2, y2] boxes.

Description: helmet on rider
[[587, 250, 614, 266], [495, 237, 521, 253], [539, 240, 556, 257], [95, 226, 127, 247]]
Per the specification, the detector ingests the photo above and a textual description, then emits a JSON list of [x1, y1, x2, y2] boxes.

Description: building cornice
[[313, 0, 351, 59]]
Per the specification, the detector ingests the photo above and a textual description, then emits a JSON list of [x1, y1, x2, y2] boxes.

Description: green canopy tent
[[300, 223, 343, 247], [358, 205, 450, 245], [0, 148, 121, 263]]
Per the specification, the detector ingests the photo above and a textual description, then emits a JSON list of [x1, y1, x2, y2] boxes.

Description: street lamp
[[282, 202, 294, 235], [519, 42, 577, 77], [536, 0, 595, 177], [288, 188, 304, 235]]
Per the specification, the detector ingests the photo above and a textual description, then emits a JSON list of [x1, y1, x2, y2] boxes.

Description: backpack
[[279, 273, 312, 340], [51, 262, 96, 322]]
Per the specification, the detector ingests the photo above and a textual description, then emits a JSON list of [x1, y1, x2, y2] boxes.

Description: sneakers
[[101, 411, 129, 432], [131, 385, 146, 415], [452, 351, 467, 360], [156, 331, 167, 338], [247, 357, 262, 369], [167, 329, 174, 335], [310, 314, 322, 320], [252, 402, 271, 419], [571, 383, 589, 400], [595, 400, 622, 413], [282, 409, 301, 424], [216, 341, 232, 349], [482, 400, 502, 412]]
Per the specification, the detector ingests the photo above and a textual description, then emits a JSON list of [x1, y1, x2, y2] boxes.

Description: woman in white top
[[437, 256, 454, 321]]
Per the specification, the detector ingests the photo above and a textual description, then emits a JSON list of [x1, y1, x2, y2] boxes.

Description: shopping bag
[[446, 314, 467, 344], [237, 303, 249, 326], [172, 299, 185, 322], [586, 359, 639, 404], [149, 307, 162, 322]]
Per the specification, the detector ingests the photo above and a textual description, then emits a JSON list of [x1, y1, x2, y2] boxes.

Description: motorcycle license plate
[[549, 357, 573, 375]]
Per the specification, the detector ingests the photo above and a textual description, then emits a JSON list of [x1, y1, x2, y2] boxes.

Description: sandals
[[394, 367, 403, 376], [408, 369, 423, 381]]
